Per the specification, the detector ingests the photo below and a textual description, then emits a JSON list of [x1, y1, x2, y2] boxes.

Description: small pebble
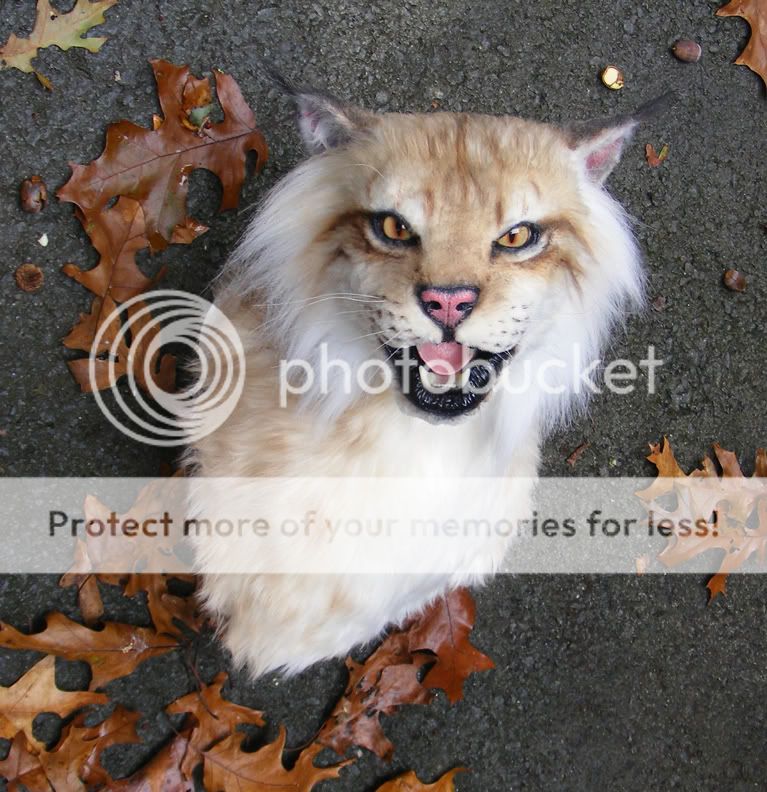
[[38, 233, 49, 247]]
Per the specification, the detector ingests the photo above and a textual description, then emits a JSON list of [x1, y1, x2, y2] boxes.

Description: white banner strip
[[1, 476, 765, 575]]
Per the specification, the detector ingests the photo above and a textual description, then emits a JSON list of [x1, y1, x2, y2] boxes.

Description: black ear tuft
[[568, 92, 676, 184], [630, 91, 677, 123], [258, 61, 370, 155], [258, 60, 302, 99]]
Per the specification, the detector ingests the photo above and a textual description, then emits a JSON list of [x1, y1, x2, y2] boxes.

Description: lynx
[[187, 75, 666, 676]]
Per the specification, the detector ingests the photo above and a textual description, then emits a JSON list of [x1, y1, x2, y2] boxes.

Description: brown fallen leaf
[[717, 0, 767, 90], [59, 572, 106, 627], [57, 480, 201, 636], [203, 727, 349, 792], [645, 143, 669, 167], [0, 613, 178, 690], [123, 574, 203, 638], [65, 294, 177, 394], [0, 1, 117, 85], [376, 768, 467, 791], [40, 707, 141, 789], [407, 589, 495, 704], [645, 436, 687, 481], [639, 438, 767, 602], [61, 199, 186, 394], [319, 589, 492, 760], [58, 59, 268, 252], [166, 672, 265, 780], [20, 176, 48, 213], [0, 656, 107, 745], [59, 60, 264, 392], [14, 264, 44, 293], [565, 441, 591, 468], [63, 199, 162, 306], [319, 632, 433, 761], [0, 731, 50, 792], [110, 729, 193, 792]]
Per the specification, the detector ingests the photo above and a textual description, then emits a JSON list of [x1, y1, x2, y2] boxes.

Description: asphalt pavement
[[1, 1, 766, 789]]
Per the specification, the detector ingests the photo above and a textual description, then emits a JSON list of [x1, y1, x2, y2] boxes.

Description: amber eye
[[495, 223, 539, 250], [372, 212, 418, 246]]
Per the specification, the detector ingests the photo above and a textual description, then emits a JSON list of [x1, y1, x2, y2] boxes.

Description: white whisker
[[252, 292, 384, 307]]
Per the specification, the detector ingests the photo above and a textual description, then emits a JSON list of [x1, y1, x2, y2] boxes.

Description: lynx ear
[[568, 93, 674, 184], [294, 92, 367, 154], [262, 64, 372, 155]]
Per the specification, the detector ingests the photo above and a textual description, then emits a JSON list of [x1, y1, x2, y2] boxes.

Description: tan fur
[[187, 100, 644, 676]]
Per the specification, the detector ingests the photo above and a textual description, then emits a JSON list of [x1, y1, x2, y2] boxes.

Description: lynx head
[[224, 75, 667, 429]]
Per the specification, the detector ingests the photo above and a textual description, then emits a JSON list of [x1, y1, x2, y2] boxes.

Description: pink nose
[[419, 286, 479, 329]]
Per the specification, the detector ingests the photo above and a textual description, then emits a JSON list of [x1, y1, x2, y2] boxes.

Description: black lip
[[383, 344, 515, 418]]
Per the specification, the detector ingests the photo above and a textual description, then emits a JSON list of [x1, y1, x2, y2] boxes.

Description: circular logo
[[90, 290, 246, 446]]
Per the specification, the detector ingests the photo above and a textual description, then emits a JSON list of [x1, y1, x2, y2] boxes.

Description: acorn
[[723, 269, 746, 293], [15, 263, 44, 293], [601, 65, 625, 90], [672, 39, 702, 63], [20, 176, 48, 213]]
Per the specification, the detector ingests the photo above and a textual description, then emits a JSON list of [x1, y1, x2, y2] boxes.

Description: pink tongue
[[416, 342, 476, 376]]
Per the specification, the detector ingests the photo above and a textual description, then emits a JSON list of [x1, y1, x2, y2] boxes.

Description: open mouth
[[383, 341, 515, 418]]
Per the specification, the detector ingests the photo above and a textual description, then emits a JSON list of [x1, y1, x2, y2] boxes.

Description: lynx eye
[[495, 222, 539, 251], [371, 212, 418, 246]]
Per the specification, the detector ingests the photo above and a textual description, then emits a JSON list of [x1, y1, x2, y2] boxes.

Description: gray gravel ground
[[1, 0, 766, 790]]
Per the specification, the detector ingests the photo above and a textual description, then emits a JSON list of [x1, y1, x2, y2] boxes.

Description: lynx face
[[323, 112, 597, 419], [228, 81, 659, 424]]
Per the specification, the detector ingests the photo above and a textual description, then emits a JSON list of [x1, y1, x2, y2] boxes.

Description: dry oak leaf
[[110, 729, 193, 792], [640, 438, 767, 602], [61, 199, 204, 393], [0, 656, 107, 746], [122, 574, 204, 638], [376, 768, 467, 791], [39, 707, 141, 790], [645, 143, 669, 168], [318, 631, 433, 761], [63, 199, 159, 307], [203, 727, 349, 792], [407, 588, 495, 705], [59, 481, 189, 579], [717, 0, 767, 90], [58, 59, 268, 252], [65, 294, 177, 393], [319, 589, 492, 761], [58, 572, 107, 627], [166, 672, 264, 780], [0, 612, 178, 690], [0, 731, 50, 792], [0, 0, 117, 83], [60, 571, 201, 636]]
